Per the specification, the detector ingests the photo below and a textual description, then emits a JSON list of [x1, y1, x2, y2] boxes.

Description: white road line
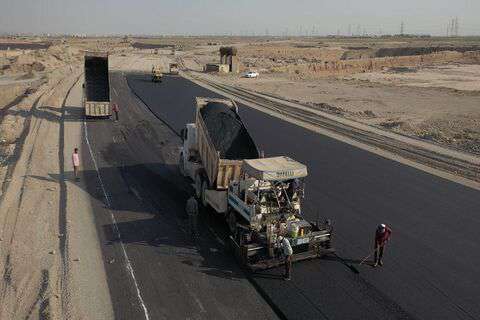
[[112, 86, 118, 97], [83, 119, 150, 320], [193, 295, 207, 314]]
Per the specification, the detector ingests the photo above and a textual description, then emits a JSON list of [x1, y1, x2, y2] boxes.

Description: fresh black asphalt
[[122, 73, 480, 320]]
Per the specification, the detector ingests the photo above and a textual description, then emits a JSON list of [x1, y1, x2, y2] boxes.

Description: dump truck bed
[[195, 97, 258, 189], [83, 52, 110, 117]]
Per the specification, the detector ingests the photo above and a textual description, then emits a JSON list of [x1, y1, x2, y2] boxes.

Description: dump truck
[[169, 63, 179, 75], [151, 65, 163, 82], [179, 97, 333, 270], [83, 52, 111, 117]]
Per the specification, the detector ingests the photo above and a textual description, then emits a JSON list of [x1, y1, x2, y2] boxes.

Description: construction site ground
[[0, 37, 479, 319]]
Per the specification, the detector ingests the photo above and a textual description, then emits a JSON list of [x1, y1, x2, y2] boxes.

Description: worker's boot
[[378, 260, 383, 266]]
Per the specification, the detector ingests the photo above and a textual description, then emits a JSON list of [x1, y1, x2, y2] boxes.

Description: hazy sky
[[1, 0, 479, 36]]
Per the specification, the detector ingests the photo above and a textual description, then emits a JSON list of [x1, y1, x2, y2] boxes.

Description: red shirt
[[375, 227, 392, 246], [112, 104, 119, 112]]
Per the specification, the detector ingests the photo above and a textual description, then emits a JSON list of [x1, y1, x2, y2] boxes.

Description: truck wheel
[[201, 180, 209, 207], [194, 172, 203, 199], [228, 210, 237, 234]]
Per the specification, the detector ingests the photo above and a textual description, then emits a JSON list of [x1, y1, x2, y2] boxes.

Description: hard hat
[[378, 224, 386, 230], [277, 235, 283, 241]]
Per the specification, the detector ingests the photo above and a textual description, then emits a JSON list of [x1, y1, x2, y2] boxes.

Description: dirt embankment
[[375, 46, 480, 57], [265, 51, 480, 79], [0, 66, 82, 320], [0, 44, 82, 185]]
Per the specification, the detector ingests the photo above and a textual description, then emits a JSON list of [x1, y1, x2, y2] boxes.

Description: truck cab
[[151, 65, 163, 82], [169, 63, 179, 75], [179, 123, 202, 180]]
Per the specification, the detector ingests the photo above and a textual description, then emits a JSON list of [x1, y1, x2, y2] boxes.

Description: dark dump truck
[[83, 52, 111, 117]]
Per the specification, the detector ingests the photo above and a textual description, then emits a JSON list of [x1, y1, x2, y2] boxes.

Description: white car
[[244, 71, 259, 78]]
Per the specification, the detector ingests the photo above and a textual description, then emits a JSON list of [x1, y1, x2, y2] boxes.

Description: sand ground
[[0, 43, 113, 320]]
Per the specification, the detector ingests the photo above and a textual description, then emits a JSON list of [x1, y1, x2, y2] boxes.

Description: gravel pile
[[200, 102, 259, 160], [84, 57, 109, 101]]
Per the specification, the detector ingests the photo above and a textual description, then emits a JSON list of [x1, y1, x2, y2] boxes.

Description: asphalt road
[[122, 72, 480, 320]]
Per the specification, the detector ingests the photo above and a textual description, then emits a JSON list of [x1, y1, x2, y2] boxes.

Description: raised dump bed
[[83, 52, 111, 117]]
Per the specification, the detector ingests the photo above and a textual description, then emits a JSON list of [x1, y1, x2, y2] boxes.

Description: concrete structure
[[218, 64, 230, 73], [219, 46, 240, 73]]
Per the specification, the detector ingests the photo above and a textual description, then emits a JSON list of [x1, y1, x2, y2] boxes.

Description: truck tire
[[178, 153, 185, 176], [194, 171, 204, 199], [228, 210, 237, 235]]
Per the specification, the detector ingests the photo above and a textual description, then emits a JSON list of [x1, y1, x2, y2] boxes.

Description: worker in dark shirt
[[374, 223, 392, 267]]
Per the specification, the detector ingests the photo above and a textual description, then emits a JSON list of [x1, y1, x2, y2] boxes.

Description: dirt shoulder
[[0, 65, 113, 319]]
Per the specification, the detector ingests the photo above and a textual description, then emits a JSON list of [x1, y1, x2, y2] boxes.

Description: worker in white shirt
[[278, 236, 293, 280], [72, 148, 80, 181]]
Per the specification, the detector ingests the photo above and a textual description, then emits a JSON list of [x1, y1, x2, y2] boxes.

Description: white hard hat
[[378, 224, 386, 230], [277, 235, 283, 241]]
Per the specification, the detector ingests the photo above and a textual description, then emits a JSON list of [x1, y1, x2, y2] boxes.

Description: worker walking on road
[[278, 236, 293, 280], [185, 197, 198, 239], [72, 148, 80, 181], [112, 103, 119, 122], [374, 223, 392, 267]]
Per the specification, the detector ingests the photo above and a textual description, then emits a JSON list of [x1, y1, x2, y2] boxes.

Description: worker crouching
[[278, 236, 293, 280], [374, 224, 392, 267]]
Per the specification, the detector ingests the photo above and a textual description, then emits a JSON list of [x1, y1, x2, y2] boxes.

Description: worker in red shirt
[[374, 224, 392, 267], [112, 103, 119, 122]]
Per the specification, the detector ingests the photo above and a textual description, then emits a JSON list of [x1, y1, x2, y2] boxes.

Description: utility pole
[[449, 18, 456, 37], [356, 24, 361, 36], [454, 17, 459, 36], [400, 21, 405, 36], [348, 24, 352, 37]]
